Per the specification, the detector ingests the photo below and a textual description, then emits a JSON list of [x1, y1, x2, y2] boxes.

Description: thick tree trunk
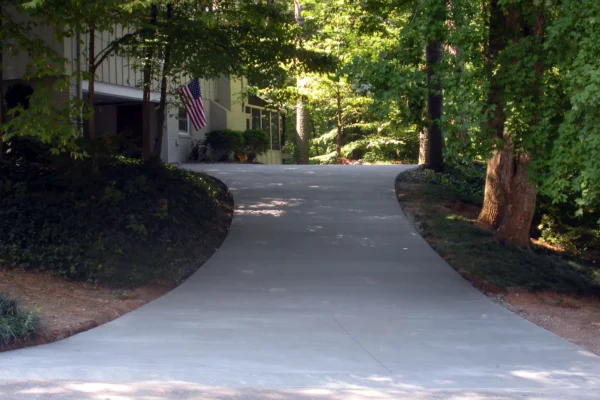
[[478, 143, 513, 228], [142, 5, 158, 163], [87, 26, 96, 140], [295, 94, 309, 164], [495, 5, 544, 247], [495, 153, 536, 247], [153, 3, 173, 163], [425, 40, 444, 171], [335, 88, 342, 160]]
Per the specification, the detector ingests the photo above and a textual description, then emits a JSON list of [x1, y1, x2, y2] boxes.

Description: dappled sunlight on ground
[[3, 374, 599, 400], [235, 197, 305, 218]]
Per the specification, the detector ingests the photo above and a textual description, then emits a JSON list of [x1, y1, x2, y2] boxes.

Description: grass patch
[[0, 157, 233, 288], [0, 291, 41, 346], [396, 166, 600, 296]]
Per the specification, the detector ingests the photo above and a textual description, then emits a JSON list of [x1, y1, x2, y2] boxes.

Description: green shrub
[[243, 129, 269, 162], [0, 158, 231, 287], [536, 211, 600, 260], [341, 135, 418, 164], [205, 129, 244, 161], [4, 136, 56, 164], [0, 291, 41, 346], [397, 163, 486, 205]]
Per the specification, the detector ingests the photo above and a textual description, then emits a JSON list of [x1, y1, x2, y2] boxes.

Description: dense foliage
[[0, 158, 231, 287]]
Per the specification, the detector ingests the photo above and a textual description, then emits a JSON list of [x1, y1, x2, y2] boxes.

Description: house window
[[271, 112, 280, 150], [247, 105, 282, 151], [178, 107, 189, 134], [261, 111, 270, 137], [251, 108, 261, 130]]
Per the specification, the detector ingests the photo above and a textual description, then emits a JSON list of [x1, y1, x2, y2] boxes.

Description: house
[[2, 21, 284, 165]]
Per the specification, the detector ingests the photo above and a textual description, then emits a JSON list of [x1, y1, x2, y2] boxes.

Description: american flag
[[178, 79, 206, 130]]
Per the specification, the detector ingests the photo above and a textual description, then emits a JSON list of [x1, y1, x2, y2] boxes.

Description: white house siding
[[209, 100, 228, 132], [65, 27, 150, 91]]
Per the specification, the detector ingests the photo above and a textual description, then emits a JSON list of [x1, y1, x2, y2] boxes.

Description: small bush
[[243, 129, 269, 162], [205, 129, 244, 161], [0, 291, 41, 346]]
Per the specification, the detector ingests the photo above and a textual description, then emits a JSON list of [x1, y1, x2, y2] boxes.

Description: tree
[[474, 1, 546, 246], [0, 0, 86, 158]]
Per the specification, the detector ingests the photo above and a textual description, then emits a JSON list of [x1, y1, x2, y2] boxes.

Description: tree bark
[[495, 153, 536, 247], [87, 26, 96, 140], [418, 128, 427, 165], [294, 1, 309, 164], [335, 87, 342, 160], [153, 3, 173, 163], [478, 142, 513, 228], [425, 39, 444, 171], [142, 4, 158, 163], [295, 94, 309, 164]]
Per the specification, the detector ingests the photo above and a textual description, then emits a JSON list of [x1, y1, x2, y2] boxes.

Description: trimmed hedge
[[205, 129, 244, 161]]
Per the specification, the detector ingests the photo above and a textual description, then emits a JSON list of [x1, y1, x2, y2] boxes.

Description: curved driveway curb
[[1, 165, 599, 399]]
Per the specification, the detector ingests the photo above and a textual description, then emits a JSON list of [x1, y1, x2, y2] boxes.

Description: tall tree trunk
[[87, 26, 96, 140], [142, 4, 158, 163], [478, 0, 510, 228], [335, 87, 342, 160], [153, 3, 173, 163], [295, 94, 309, 164], [425, 39, 444, 171]]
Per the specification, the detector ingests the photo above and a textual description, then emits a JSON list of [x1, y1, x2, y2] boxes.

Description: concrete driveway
[[1, 164, 600, 399]]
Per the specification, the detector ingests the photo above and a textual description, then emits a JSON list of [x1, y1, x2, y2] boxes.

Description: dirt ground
[[492, 290, 600, 355], [0, 268, 174, 352], [396, 180, 600, 357]]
